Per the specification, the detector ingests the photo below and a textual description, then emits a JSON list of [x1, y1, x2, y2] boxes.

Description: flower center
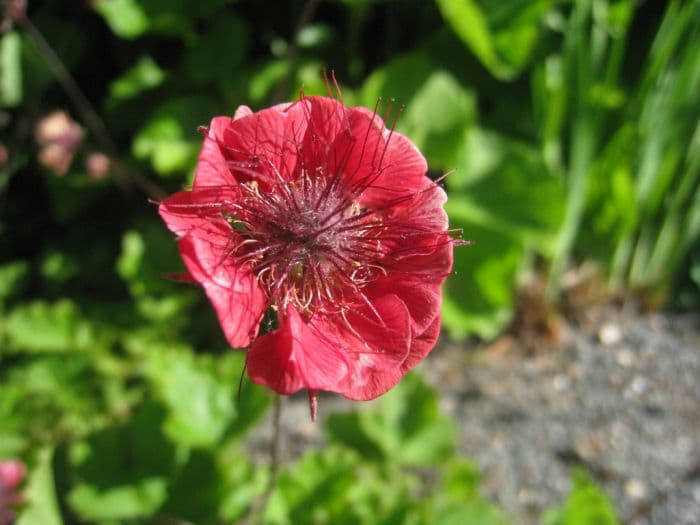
[[229, 171, 386, 316]]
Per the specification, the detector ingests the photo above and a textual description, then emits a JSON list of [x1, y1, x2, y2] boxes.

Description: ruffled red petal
[[247, 305, 351, 394], [177, 228, 267, 348]]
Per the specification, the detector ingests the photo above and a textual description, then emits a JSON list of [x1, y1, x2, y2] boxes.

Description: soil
[[249, 307, 700, 524]]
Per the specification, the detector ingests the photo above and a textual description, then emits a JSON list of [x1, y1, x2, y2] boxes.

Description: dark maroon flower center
[[228, 169, 386, 316]]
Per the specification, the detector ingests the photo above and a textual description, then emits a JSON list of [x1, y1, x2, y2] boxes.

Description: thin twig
[[271, 0, 321, 103], [17, 14, 166, 201]]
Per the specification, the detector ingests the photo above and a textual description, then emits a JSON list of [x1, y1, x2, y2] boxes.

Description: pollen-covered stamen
[[225, 170, 390, 315]]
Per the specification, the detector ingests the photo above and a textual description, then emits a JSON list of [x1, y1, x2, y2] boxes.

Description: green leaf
[[267, 447, 362, 525], [67, 402, 177, 521], [16, 448, 63, 525], [436, 0, 504, 76], [442, 210, 522, 340], [436, 0, 552, 79], [435, 502, 509, 525], [132, 96, 213, 176], [93, 0, 150, 39], [449, 130, 564, 248], [159, 449, 225, 523], [326, 373, 455, 466], [184, 14, 247, 84], [0, 260, 29, 302], [361, 54, 476, 169], [108, 55, 165, 102], [0, 31, 22, 106], [146, 348, 235, 447], [3, 300, 93, 353], [543, 470, 619, 525]]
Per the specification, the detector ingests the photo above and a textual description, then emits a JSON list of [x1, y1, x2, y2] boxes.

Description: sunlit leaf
[[0, 31, 22, 107], [542, 470, 619, 525], [0, 260, 29, 302], [326, 373, 455, 466], [108, 55, 166, 102], [3, 300, 93, 353], [93, 0, 150, 39], [16, 448, 63, 525]]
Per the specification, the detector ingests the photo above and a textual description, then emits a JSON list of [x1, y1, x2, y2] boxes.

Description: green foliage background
[[1, 0, 698, 523]]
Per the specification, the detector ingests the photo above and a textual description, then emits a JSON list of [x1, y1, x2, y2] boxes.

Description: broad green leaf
[[436, 0, 552, 79], [184, 14, 247, 84], [0, 31, 22, 106], [448, 130, 564, 248], [146, 348, 235, 447], [16, 448, 63, 525], [326, 373, 455, 466], [93, 0, 150, 39], [67, 402, 176, 521], [442, 209, 522, 340], [0, 354, 119, 447], [159, 449, 225, 524], [108, 55, 165, 102], [266, 447, 362, 525], [436, 0, 504, 76], [361, 54, 476, 168], [3, 300, 93, 353]]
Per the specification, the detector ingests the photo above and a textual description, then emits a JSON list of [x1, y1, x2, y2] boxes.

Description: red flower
[[159, 94, 455, 409]]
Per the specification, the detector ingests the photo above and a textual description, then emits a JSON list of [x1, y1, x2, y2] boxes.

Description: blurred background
[[0, 0, 699, 524]]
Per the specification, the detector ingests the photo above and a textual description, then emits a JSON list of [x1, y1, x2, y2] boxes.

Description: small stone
[[599, 322, 622, 345], [625, 478, 647, 500], [552, 374, 571, 392], [616, 348, 635, 368]]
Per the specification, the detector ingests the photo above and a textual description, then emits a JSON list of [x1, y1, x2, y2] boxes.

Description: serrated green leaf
[[147, 348, 235, 447], [67, 402, 176, 521], [3, 300, 93, 353]]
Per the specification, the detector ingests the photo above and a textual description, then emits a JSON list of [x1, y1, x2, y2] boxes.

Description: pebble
[[599, 322, 622, 345], [625, 478, 648, 500]]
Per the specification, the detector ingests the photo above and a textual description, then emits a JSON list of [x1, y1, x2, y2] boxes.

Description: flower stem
[[244, 395, 283, 524]]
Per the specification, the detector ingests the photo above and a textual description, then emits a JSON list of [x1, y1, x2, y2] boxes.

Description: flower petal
[[247, 305, 350, 394], [193, 116, 238, 189], [219, 101, 309, 186], [178, 231, 267, 348], [367, 279, 442, 334], [336, 293, 412, 400], [401, 314, 442, 373], [159, 188, 238, 238]]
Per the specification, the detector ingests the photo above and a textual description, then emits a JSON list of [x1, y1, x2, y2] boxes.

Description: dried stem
[[17, 14, 166, 201]]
